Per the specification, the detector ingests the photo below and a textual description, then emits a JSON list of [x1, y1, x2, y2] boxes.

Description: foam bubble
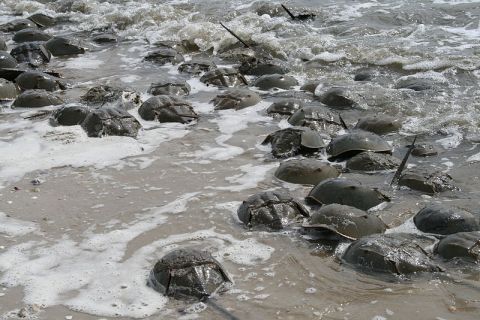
[[0, 213, 37, 237]]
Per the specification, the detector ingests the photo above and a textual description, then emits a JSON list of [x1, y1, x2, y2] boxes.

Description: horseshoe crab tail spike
[[281, 4, 296, 20], [220, 22, 250, 48], [205, 298, 241, 320], [390, 135, 417, 186], [339, 114, 348, 131]]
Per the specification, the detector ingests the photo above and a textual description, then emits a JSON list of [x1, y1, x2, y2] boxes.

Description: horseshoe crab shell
[[413, 204, 480, 235], [149, 248, 232, 300], [274, 159, 340, 185], [398, 169, 455, 194], [81, 85, 141, 110], [138, 95, 198, 124], [288, 106, 342, 133], [45, 37, 86, 56], [307, 178, 390, 211], [237, 191, 309, 230], [15, 71, 65, 91], [253, 74, 298, 90], [317, 87, 357, 109], [411, 144, 439, 157], [346, 152, 400, 171], [13, 28, 52, 43], [0, 79, 19, 102], [342, 233, 442, 275], [212, 88, 261, 110], [326, 130, 392, 161], [354, 115, 402, 135], [12, 89, 63, 108], [302, 204, 387, 240], [144, 48, 184, 65], [200, 67, 247, 87], [148, 80, 191, 96], [435, 231, 480, 261], [178, 60, 216, 75], [10, 42, 51, 67], [266, 99, 303, 116], [262, 127, 327, 158], [50, 105, 90, 126], [239, 60, 288, 76], [0, 19, 37, 32], [27, 13, 56, 28], [81, 107, 142, 138], [0, 51, 18, 69]]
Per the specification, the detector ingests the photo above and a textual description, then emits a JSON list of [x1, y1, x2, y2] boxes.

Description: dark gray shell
[[398, 169, 455, 194], [326, 130, 392, 161], [288, 106, 342, 132], [303, 204, 387, 240], [50, 105, 90, 126], [237, 191, 309, 230], [12, 89, 63, 108], [139, 95, 198, 124], [262, 127, 326, 158], [0, 51, 18, 68], [354, 115, 402, 135], [274, 159, 340, 185], [266, 99, 303, 116], [354, 71, 373, 81], [45, 37, 86, 56], [395, 78, 433, 91], [317, 87, 357, 109], [0, 19, 37, 32], [413, 204, 480, 235], [27, 13, 56, 28], [91, 33, 118, 44], [307, 178, 390, 211], [81, 107, 142, 138], [435, 231, 480, 261], [15, 71, 65, 91], [253, 74, 298, 90], [144, 48, 184, 65], [178, 60, 216, 75], [212, 89, 261, 110], [200, 68, 247, 87], [239, 60, 288, 76], [10, 42, 51, 67], [13, 28, 52, 43], [148, 80, 191, 96], [342, 233, 442, 275], [81, 85, 141, 110], [149, 248, 232, 300], [411, 144, 439, 157], [300, 81, 320, 94], [0, 79, 18, 101], [346, 152, 401, 171]]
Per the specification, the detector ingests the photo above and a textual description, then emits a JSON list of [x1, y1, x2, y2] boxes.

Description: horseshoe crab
[[266, 99, 303, 116], [307, 178, 390, 211], [91, 33, 118, 44], [149, 248, 232, 300], [148, 80, 191, 96], [288, 106, 342, 133], [13, 29, 52, 43], [27, 13, 56, 28], [396, 78, 433, 91], [239, 59, 288, 76], [262, 127, 327, 158], [15, 71, 65, 91], [253, 74, 298, 90], [413, 204, 480, 235], [300, 81, 320, 94], [342, 233, 442, 275], [354, 115, 402, 135], [398, 168, 455, 194], [45, 37, 86, 56], [302, 204, 387, 240], [237, 191, 309, 230], [144, 48, 184, 65], [274, 159, 340, 185], [50, 105, 90, 126], [81, 85, 141, 110], [0, 51, 18, 69], [0, 19, 37, 32], [354, 71, 373, 82], [346, 152, 401, 171], [178, 59, 216, 75], [139, 95, 198, 124], [200, 68, 247, 87], [212, 88, 261, 110], [12, 89, 63, 108], [10, 42, 51, 67], [0, 79, 18, 102], [435, 231, 480, 261], [317, 87, 357, 109], [411, 144, 439, 157], [81, 107, 141, 138], [326, 130, 392, 161]]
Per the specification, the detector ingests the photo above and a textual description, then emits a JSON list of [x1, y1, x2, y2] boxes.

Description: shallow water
[[1, 0, 480, 319]]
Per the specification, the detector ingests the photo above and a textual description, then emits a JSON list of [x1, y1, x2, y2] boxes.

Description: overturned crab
[[237, 191, 309, 230]]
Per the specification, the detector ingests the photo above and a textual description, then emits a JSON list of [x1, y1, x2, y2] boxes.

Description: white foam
[[0, 194, 274, 318], [0, 212, 37, 237], [64, 55, 104, 70], [210, 163, 277, 192]]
